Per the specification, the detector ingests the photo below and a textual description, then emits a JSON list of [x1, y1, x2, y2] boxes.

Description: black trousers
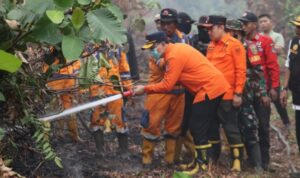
[[181, 90, 194, 136], [188, 95, 223, 146], [208, 100, 243, 145], [292, 91, 300, 152], [253, 96, 271, 165]]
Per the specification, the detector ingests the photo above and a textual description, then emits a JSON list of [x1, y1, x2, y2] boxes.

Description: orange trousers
[[90, 98, 127, 133], [142, 93, 185, 140]]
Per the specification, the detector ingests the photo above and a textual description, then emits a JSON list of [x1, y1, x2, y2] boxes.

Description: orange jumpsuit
[[89, 51, 132, 134], [44, 59, 82, 141], [142, 29, 187, 140]]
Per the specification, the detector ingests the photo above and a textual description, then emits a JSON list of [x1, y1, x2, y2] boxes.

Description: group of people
[[43, 6, 300, 176], [131, 8, 300, 175]]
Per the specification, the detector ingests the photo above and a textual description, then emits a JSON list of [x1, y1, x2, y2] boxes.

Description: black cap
[[177, 12, 195, 34], [142, 32, 167, 49], [160, 8, 178, 23], [198, 15, 227, 27], [238, 11, 258, 23]]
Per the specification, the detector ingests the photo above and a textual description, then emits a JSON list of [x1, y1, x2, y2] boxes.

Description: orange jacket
[[144, 43, 230, 103], [45, 59, 81, 91], [206, 33, 246, 100]]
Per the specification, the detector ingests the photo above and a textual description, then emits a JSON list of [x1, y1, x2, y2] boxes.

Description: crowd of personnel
[[42, 7, 300, 176], [131, 9, 300, 175]]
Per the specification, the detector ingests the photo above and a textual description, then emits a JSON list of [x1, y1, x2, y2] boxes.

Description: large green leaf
[[7, 8, 24, 21], [72, 7, 85, 31], [31, 16, 63, 44], [77, 0, 91, 5], [54, 0, 74, 10], [46, 10, 64, 24], [0, 50, 22, 73], [86, 9, 126, 44], [62, 35, 84, 61]]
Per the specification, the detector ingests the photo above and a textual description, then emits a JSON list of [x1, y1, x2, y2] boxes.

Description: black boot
[[209, 140, 221, 164], [117, 133, 129, 153], [182, 144, 211, 176], [246, 142, 263, 172], [93, 130, 104, 157]]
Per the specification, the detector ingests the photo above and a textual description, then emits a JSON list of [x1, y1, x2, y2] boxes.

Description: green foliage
[[79, 55, 101, 87], [173, 172, 192, 178], [62, 35, 84, 60], [77, 0, 91, 6], [0, 91, 5, 101], [72, 7, 85, 31], [54, 0, 74, 10], [0, 50, 22, 73], [0, 128, 5, 141], [46, 10, 65, 24], [87, 9, 126, 44]]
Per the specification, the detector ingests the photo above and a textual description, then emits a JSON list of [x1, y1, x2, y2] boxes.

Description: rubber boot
[[117, 133, 129, 153], [142, 139, 155, 167], [208, 140, 221, 164], [174, 131, 195, 163], [165, 138, 176, 165], [93, 129, 104, 157], [178, 132, 196, 170], [182, 144, 211, 176], [230, 144, 244, 172], [221, 128, 230, 153], [247, 143, 263, 172], [67, 115, 83, 143]]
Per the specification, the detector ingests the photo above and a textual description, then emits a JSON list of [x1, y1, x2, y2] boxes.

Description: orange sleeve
[[144, 56, 183, 93], [232, 42, 246, 94]]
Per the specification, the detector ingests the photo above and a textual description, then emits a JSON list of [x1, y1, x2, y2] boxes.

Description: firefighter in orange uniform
[[89, 45, 132, 154], [43, 47, 82, 142]]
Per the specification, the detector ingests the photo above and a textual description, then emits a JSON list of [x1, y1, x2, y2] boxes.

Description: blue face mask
[[151, 48, 161, 61]]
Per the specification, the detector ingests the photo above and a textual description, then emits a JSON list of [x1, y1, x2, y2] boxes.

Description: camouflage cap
[[226, 19, 243, 31]]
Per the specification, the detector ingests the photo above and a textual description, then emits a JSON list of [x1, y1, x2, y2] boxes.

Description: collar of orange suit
[[210, 33, 231, 46]]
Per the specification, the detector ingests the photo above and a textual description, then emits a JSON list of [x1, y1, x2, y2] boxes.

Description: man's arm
[[232, 42, 247, 94], [145, 56, 184, 93], [264, 37, 280, 89]]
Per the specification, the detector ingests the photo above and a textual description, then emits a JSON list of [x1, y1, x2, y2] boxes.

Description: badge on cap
[[163, 10, 169, 16]]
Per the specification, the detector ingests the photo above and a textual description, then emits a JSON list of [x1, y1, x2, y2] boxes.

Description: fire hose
[[38, 91, 133, 122]]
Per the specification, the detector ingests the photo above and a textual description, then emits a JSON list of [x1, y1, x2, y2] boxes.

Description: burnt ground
[[27, 95, 300, 178]]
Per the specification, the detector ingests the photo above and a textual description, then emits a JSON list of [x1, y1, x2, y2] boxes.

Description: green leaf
[[62, 35, 84, 61], [54, 0, 74, 9], [7, 8, 24, 20], [173, 172, 192, 178], [87, 9, 126, 44], [72, 7, 85, 31], [0, 128, 5, 141], [0, 50, 22, 73], [0, 92, 5, 101], [45, 151, 54, 160], [77, 0, 91, 5], [79, 55, 101, 88], [46, 10, 64, 24], [36, 133, 44, 143], [43, 142, 50, 150], [54, 157, 63, 168], [106, 4, 124, 22], [24, 0, 54, 15], [32, 16, 63, 44]]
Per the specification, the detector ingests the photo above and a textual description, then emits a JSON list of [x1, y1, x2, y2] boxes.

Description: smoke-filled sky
[[144, 0, 248, 33], [158, 0, 247, 20]]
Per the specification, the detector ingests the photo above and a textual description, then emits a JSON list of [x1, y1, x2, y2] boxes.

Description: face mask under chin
[[151, 48, 162, 61]]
